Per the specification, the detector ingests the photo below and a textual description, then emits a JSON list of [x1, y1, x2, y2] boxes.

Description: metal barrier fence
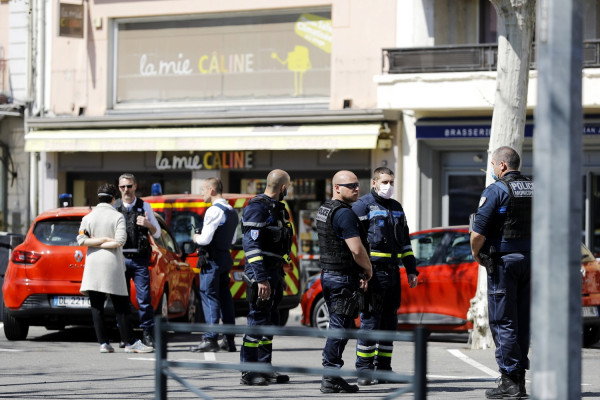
[[154, 319, 427, 400]]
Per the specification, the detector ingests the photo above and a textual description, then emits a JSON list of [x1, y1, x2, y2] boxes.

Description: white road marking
[[447, 349, 499, 377], [203, 352, 216, 361], [427, 374, 494, 380], [0, 348, 22, 352]]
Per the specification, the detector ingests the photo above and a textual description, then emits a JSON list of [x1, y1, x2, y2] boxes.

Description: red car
[[2, 206, 199, 340], [301, 226, 600, 346]]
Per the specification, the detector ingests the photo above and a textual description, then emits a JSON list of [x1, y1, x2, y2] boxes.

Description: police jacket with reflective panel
[[352, 190, 418, 275], [241, 194, 293, 282]]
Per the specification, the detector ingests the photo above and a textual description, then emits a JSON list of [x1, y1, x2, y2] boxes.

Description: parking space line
[[447, 349, 498, 377]]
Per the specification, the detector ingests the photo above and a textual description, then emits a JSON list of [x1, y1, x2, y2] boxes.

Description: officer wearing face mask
[[351, 167, 418, 385]]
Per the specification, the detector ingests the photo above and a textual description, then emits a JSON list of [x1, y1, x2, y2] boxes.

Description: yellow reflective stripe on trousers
[[259, 339, 272, 346], [247, 256, 264, 263], [243, 341, 259, 348], [370, 252, 392, 258], [356, 351, 377, 358], [376, 350, 393, 357], [401, 251, 414, 258]]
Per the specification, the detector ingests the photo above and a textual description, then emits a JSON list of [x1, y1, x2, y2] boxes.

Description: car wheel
[[278, 308, 289, 326], [2, 305, 29, 340], [157, 289, 169, 319], [311, 296, 330, 330], [186, 287, 202, 323], [583, 325, 600, 347]]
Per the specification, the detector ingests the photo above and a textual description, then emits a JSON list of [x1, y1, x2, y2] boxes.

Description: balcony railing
[[382, 40, 600, 74]]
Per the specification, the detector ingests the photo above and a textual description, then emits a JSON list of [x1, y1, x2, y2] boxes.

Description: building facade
[[2, 0, 600, 251], [377, 0, 600, 254], [16, 0, 400, 240]]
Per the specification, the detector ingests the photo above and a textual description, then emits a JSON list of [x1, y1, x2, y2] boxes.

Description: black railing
[[155, 319, 428, 400], [383, 40, 600, 74]]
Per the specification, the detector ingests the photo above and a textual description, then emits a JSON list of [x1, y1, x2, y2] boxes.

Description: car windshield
[[33, 219, 81, 246], [410, 231, 447, 266]]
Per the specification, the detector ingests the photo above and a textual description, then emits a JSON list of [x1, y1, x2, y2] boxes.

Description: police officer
[[351, 167, 418, 385], [470, 146, 532, 399], [115, 173, 161, 348], [316, 170, 373, 394], [240, 169, 294, 386], [189, 177, 239, 353]]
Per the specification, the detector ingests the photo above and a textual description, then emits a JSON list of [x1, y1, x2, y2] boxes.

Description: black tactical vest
[[208, 203, 239, 269], [114, 197, 151, 257], [497, 174, 533, 239], [316, 199, 369, 272]]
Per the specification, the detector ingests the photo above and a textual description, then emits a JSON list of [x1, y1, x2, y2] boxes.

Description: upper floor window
[[111, 10, 331, 109]]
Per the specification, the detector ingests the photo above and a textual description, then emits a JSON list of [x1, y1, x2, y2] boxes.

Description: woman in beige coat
[[77, 183, 152, 353]]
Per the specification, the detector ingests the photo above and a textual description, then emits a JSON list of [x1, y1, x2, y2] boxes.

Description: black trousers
[[88, 290, 133, 345]]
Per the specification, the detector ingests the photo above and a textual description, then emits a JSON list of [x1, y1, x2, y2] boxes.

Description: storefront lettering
[[155, 151, 253, 170], [198, 52, 254, 74], [139, 53, 193, 76]]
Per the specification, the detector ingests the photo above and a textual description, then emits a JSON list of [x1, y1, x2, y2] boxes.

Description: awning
[[24, 123, 382, 152]]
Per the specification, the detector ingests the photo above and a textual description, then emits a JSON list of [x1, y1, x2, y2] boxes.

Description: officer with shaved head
[[240, 169, 294, 386], [316, 170, 373, 393]]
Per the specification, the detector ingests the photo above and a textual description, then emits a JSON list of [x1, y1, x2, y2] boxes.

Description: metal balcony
[[382, 40, 600, 74]]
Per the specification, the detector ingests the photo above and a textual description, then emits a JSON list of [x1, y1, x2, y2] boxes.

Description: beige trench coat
[[77, 203, 128, 296]]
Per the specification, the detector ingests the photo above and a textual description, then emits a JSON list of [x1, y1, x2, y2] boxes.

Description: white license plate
[[53, 296, 91, 308], [582, 306, 599, 318]]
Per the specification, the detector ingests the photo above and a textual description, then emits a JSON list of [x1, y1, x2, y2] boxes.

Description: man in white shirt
[[190, 177, 239, 352], [115, 173, 161, 348]]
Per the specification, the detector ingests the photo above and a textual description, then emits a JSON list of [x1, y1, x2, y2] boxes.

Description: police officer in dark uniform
[[240, 169, 294, 386], [115, 173, 161, 348], [470, 146, 532, 399], [316, 170, 373, 394], [351, 167, 418, 385]]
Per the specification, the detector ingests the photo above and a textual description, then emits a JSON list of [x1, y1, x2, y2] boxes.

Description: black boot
[[219, 337, 237, 352], [320, 376, 359, 393], [485, 374, 523, 399], [515, 372, 527, 397]]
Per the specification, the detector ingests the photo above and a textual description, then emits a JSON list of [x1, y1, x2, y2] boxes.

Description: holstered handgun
[[479, 245, 497, 275]]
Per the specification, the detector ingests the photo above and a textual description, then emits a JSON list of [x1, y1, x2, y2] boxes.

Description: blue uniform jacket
[[241, 194, 283, 282], [472, 171, 531, 253], [352, 190, 418, 275]]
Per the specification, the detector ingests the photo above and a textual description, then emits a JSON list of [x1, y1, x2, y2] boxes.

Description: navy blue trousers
[[321, 271, 360, 369], [125, 256, 154, 330], [199, 260, 235, 340], [240, 268, 283, 365], [487, 252, 531, 376], [356, 267, 400, 371]]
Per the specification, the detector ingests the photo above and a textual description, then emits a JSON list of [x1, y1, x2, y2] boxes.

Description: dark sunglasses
[[119, 184, 133, 189], [337, 182, 360, 190]]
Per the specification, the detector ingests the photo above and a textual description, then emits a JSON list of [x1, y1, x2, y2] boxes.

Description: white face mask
[[377, 183, 393, 199]]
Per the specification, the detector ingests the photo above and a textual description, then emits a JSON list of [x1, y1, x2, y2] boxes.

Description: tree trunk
[[467, 0, 536, 350]]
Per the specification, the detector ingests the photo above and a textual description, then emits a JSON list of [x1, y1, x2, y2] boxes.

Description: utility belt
[[321, 268, 359, 278], [123, 250, 146, 260]]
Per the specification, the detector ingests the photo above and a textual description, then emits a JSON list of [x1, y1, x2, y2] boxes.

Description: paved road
[[1, 307, 599, 399]]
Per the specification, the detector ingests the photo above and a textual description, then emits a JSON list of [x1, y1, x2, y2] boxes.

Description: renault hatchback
[[2, 206, 198, 340]]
